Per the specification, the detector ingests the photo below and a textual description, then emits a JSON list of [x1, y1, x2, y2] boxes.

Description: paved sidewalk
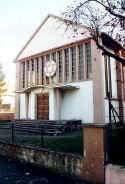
[[0, 156, 89, 184]]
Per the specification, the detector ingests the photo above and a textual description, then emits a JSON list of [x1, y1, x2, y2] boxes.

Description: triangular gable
[[15, 14, 90, 61]]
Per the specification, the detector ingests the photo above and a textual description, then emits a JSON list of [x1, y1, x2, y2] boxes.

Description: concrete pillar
[[91, 39, 105, 122], [80, 123, 108, 183]]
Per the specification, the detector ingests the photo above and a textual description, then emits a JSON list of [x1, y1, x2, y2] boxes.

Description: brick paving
[[0, 156, 90, 184]]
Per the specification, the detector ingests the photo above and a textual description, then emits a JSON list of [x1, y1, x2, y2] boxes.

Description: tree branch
[[75, 0, 125, 19], [96, 41, 125, 65]]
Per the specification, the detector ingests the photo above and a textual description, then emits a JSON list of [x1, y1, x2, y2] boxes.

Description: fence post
[[11, 123, 14, 144], [41, 127, 44, 147]]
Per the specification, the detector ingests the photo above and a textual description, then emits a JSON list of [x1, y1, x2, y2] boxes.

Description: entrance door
[[37, 93, 49, 120]]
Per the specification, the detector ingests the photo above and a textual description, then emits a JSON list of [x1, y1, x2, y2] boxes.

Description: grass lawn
[[22, 131, 83, 155], [0, 127, 83, 155], [39, 135, 83, 155], [0, 121, 9, 126]]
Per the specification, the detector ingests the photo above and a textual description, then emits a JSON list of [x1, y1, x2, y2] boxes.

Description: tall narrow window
[[78, 45, 84, 80], [22, 62, 25, 88], [46, 54, 50, 61], [58, 51, 62, 82], [45, 55, 49, 84], [52, 53, 56, 61], [85, 42, 92, 79], [27, 61, 30, 87], [31, 60, 35, 85], [65, 49, 69, 82], [42, 56, 45, 85], [72, 47, 76, 81], [36, 59, 39, 73], [31, 60, 34, 71], [36, 58, 39, 84], [27, 61, 29, 71]]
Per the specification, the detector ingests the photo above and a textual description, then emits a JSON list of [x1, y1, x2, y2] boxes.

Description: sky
[[0, 0, 72, 87]]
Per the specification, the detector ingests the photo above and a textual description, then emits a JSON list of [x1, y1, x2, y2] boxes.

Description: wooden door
[[37, 93, 49, 120]]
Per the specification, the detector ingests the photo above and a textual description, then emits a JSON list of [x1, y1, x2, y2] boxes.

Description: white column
[[29, 93, 36, 119], [49, 89, 56, 120]]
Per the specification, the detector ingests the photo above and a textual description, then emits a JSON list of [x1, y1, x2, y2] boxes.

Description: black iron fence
[[0, 121, 83, 155], [106, 123, 125, 166]]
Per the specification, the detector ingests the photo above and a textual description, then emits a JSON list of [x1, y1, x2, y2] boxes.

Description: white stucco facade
[[61, 81, 94, 123], [19, 81, 94, 123]]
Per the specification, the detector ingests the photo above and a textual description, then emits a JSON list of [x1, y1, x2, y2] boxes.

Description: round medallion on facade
[[44, 60, 56, 77]]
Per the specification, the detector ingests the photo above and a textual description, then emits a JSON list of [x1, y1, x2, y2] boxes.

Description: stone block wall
[[0, 124, 108, 183], [0, 142, 82, 178]]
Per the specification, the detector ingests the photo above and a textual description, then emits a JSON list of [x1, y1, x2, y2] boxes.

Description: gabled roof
[[14, 14, 90, 62]]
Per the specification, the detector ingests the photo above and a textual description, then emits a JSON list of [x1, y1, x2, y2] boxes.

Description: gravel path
[[0, 155, 90, 184]]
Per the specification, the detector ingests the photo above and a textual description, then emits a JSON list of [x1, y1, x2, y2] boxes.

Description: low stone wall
[[105, 164, 125, 184], [0, 113, 14, 120], [0, 124, 108, 183], [0, 141, 82, 178]]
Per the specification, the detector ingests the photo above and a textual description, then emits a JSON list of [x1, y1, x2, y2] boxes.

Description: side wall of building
[[61, 81, 94, 123]]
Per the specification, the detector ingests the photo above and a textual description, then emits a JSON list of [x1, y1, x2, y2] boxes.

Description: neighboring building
[[14, 14, 125, 123], [2, 83, 15, 112]]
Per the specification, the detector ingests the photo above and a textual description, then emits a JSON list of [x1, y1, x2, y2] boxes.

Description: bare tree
[[63, 0, 125, 64]]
